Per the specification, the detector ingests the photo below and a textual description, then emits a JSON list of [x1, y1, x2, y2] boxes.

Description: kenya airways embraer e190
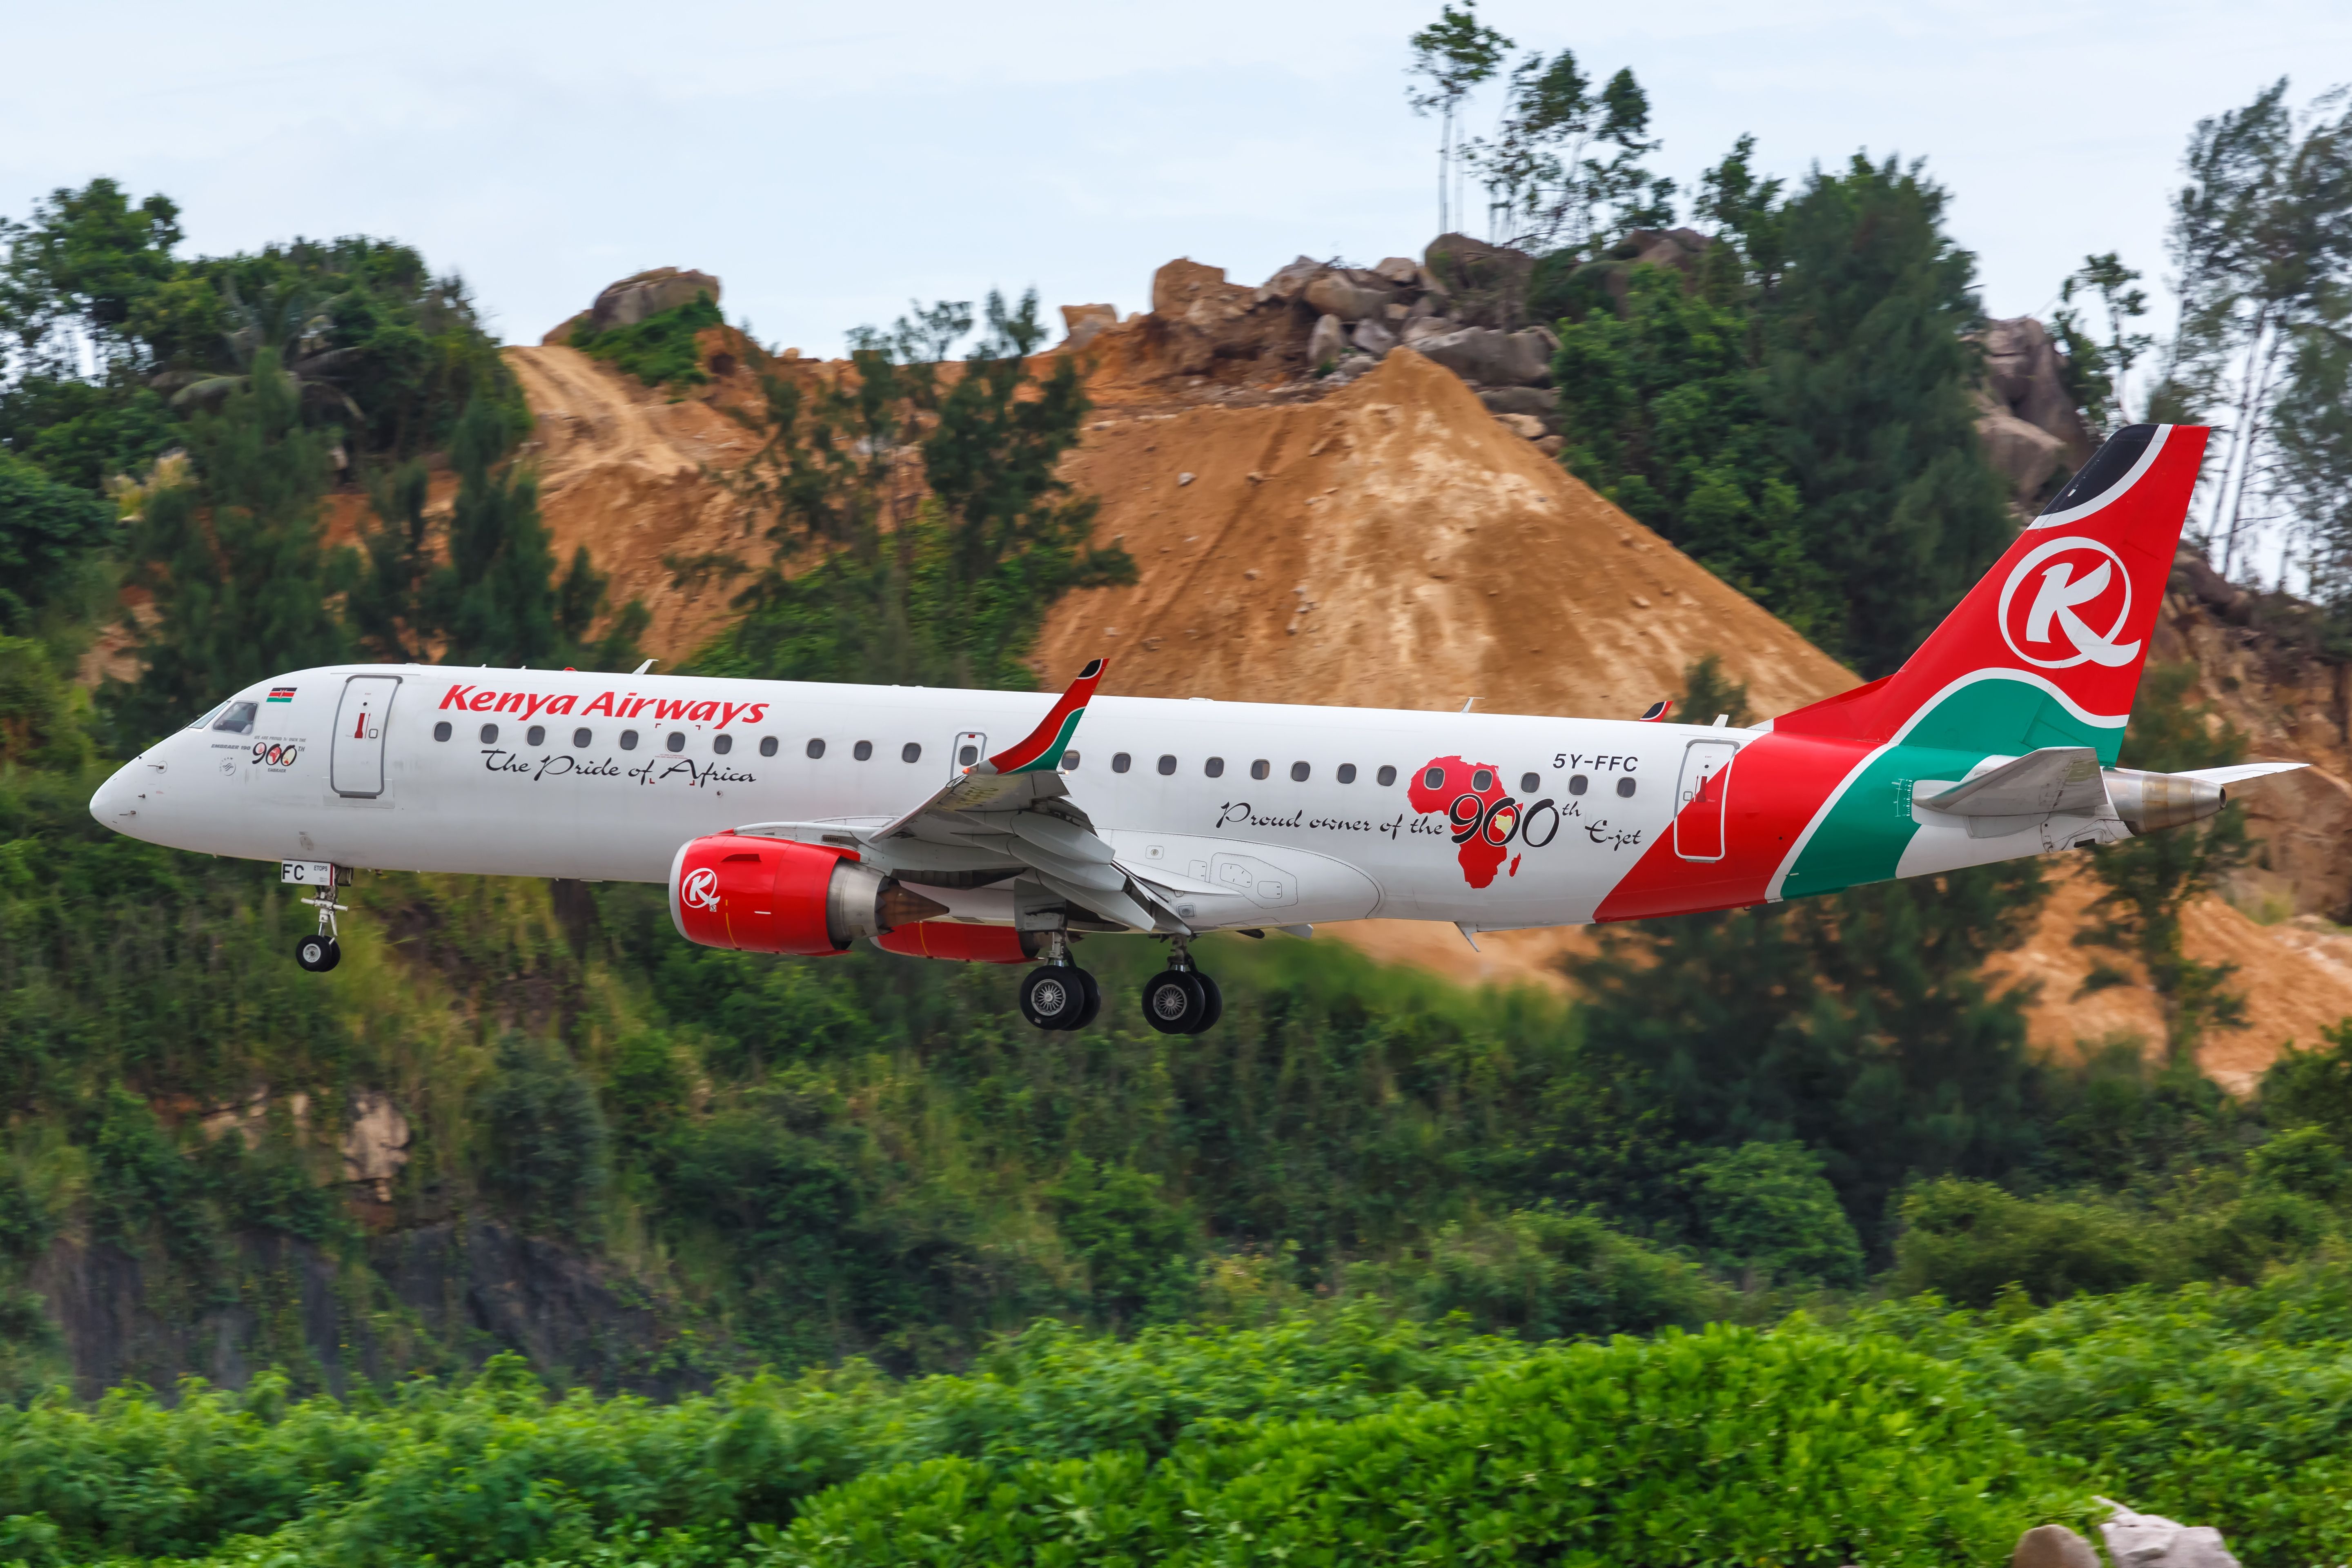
[[91, 422, 2301, 1034]]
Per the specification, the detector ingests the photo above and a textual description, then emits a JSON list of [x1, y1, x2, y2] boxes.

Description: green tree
[[2054, 252, 2155, 432], [0, 452, 113, 633], [1757, 154, 2013, 675], [1405, 2, 1512, 238], [1050, 1156, 1197, 1327], [1473, 51, 1674, 261], [479, 1035, 610, 1241], [1686, 1141, 1865, 1287], [117, 348, 347, 735]]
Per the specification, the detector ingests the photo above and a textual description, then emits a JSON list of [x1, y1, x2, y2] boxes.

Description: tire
[[1020, 965, 1087, 1031], [1071, 968, 1103, 1030], [296, 934, 341, 973], [1192, 971, 1223, 1033], [1141, 969, 1207, 1035]]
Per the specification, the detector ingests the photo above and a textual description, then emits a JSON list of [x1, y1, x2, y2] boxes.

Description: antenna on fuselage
[[633, 659, 657, 675]]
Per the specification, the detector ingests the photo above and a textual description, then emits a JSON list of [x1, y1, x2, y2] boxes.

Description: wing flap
[[1917, 746, 2107, 818]]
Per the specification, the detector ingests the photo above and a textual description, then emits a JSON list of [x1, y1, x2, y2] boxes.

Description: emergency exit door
[[1674, 739, 1737, 862], [332, 676, 400, 797], [951, 731, 988, 777]]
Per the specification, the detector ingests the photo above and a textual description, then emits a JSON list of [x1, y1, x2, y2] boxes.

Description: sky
[[4, 0, 2349, 365]]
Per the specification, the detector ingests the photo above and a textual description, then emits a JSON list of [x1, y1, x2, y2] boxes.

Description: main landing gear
[[1019, 931, 1102, 1032], [1141, 941, 1221, 1037]]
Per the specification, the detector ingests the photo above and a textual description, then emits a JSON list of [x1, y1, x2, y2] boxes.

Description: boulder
[[1331, 352, 1380, 381], [1153, 258, 1254, 327], [1495, 413, 1547, 441], [1060, 303, 1119, 351], [1479, 386, 1555, 418], [1619, 227, 1715, 275], [1980, 316, 2097, 461], [2098, 1499, 2243, 1568], [1150, 258, 1303, 373], [1305, 269, 1394, 323], [1351, 318, 1399, 359], [1257, 255, 1327, 305], [1401, 314, 1460, 347], [1373, 256, 1422, 286], [1412, 326, 1554, 387], [1423, 233, 1535, 327], [1976, 391, 2074, 508], [1308, 313, 1348, 370], [2013, 1524, 2103, 1568], [589, 267, 721, 333]]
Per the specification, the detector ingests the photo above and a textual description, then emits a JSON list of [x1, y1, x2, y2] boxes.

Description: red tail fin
[[1774, 423, 2209, 747]]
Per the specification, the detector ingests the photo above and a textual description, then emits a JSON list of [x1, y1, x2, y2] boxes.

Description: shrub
[[570, 295, 723, 391], [1343, 1207, 1729, 1339]]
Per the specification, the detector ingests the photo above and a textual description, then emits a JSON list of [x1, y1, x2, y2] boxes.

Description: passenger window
[[480, 724, 499, 744], [1062, 751, 1081, 771], [527, 725, 546, 747], [1157, 754, 1177, 775], [1337, 763, 1356, 784], [1376, 765, 1396, 787], [666, 732, 686, 752], [1205, 757, 1225, 778], [713, 734, 733, 755], [959, 744, 980, 766], [1250, 760, 1270, 780], [1472, 768, 1494, 791], [807, 739, 826, 758], [573, 728, 592, 748], [620, 730, 639, 750], [1112, 752, 1132, 773], [1569, 774, 1588, 795], [759, 736, 779, 757], [433, 721, 452, 742], [212, 701, 258, 735], [1423, 766, 1445, 790], [1617, 776, 1637, 797], [853, 740, 874, 761], [1290, 761, 1310, 782], [902, 742, 922, 763], [1520, 772, 1540, 794]]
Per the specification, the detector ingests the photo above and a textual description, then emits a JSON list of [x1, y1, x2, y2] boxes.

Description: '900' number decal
[[251, 742, 300, 768]]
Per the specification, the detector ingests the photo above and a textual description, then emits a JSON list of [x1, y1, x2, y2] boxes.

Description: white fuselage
[[91, 664, 1733, 931]]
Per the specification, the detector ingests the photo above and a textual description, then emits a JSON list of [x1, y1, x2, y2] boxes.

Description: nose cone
[[89, 757, 149, 835]]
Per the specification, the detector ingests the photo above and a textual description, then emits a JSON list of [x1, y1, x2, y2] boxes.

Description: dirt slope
[[1032, 349, 1851, 717], [501, 344, 761, 657]]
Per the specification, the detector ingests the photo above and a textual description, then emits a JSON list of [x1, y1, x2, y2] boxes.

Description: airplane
[[90, 422, 2300, 1034]]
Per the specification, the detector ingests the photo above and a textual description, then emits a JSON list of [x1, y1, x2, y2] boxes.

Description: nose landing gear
[[286, 860, 346, 973]]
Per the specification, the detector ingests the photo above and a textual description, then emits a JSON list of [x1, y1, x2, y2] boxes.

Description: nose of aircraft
[[89, 756, 149, 834]]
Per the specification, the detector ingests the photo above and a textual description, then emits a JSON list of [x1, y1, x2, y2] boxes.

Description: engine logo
[[681, 865, 722, 911], [1998, 536, 2140, 670]]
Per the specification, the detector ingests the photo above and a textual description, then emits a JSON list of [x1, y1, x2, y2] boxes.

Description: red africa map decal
[[1408, 755, 1523, 888]]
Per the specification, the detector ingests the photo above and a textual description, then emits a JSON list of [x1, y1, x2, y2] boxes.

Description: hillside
[[498, 268, 2352, 1088]]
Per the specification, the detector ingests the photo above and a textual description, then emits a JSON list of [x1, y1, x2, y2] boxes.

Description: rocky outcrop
[[2014, 1523, 2104, 1568], [1974, 316, 2096, 510], [1412, 325, 1557, 389], [2098, 1500, 2244, 1568], [1059, 303, 1120, 351], [592, 267, 721, 332]]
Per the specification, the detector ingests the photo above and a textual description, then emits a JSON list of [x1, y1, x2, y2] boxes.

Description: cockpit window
[[185, 702, 228, 730], [211, 701, 259, 735]]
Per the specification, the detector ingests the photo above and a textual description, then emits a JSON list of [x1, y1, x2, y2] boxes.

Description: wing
[[1915, 746, 2107, 818], [737, 659, 1186, 935]]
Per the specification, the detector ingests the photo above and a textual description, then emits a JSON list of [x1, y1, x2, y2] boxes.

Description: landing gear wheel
[[295, 934, 341, 973], [1142, 969, 1209, 1035], [1020, 965, 1090, 1031], [1070, 967, 1103, 1030], [1192, 971, 1223, 1032]]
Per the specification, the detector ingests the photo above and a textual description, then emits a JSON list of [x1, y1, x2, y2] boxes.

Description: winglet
[[985, 659, 1107, 775]]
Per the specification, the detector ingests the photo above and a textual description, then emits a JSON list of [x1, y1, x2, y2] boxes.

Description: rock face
[[1060, 303, 1119, 351], [588, 267, 721, 334], [1147, 258, 1308, 374], [1412, 325, 1555, 388], [1422, 233, 1531, 327], [1304, 269, 1394, 323], [2098, 1500, 2243, 1568], [1974, 316, 2096, 510], [1308, 314, 1348, 369], [2014, 1523, 2104, 1568]]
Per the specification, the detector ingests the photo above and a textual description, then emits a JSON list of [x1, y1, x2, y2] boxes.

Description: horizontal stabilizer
[[2179, 761, 2308, 787], [1918, 746, 2106, 818]]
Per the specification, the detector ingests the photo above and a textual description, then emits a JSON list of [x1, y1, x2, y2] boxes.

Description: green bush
[[1688, 1139, 1866, 1286], [570, 294, 723, 390]]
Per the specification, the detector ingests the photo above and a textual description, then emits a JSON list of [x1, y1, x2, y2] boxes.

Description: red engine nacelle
[[872, 922, 1040, 964], [668, 835, 945, 955]]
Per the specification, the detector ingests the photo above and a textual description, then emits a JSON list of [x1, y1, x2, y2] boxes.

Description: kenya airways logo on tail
[[1998, 537, 2141, 670]]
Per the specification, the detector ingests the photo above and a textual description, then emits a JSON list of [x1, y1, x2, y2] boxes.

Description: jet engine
[[2103, 768, 2227, 835], [872, 922, 1040, 964], [669, 835, 946, 955]]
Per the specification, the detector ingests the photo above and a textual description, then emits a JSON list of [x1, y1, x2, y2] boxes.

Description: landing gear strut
[[1019, 930, 1100, 1032], [1141, 939, 1221, 1036], [291, 862, 346, 973]]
